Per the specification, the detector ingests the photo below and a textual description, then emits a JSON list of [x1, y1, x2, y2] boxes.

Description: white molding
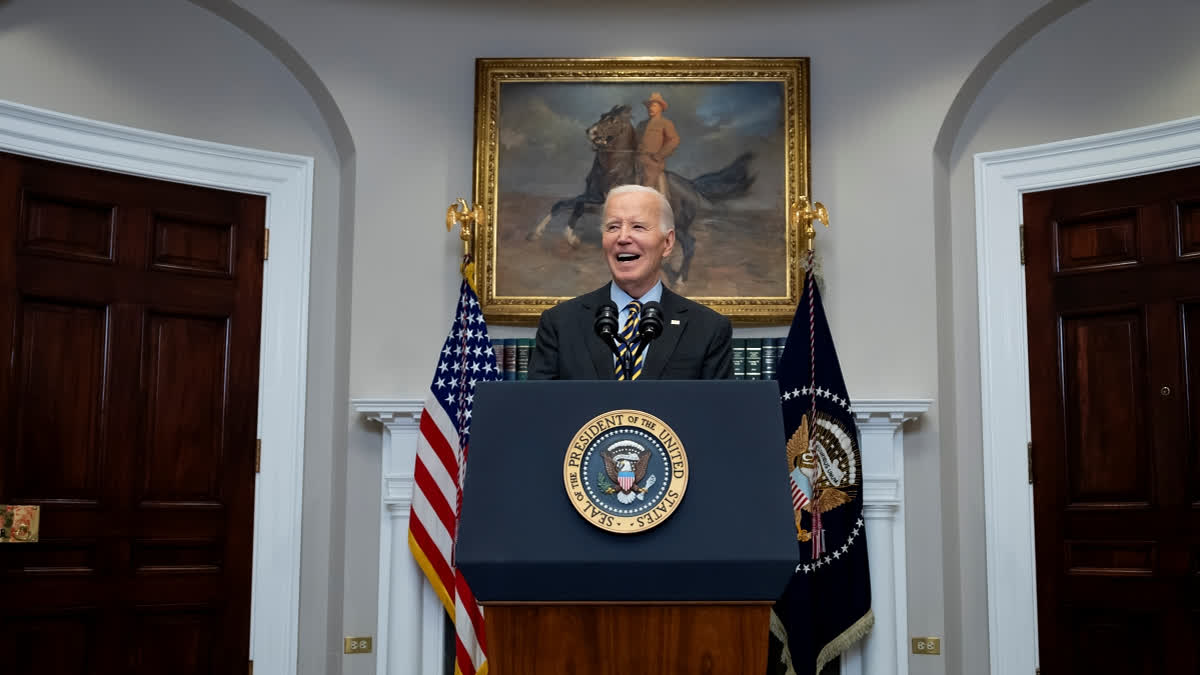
[[0, 99, 314, 675], [355, 397, 927, 675], [353, 400, 443, 675], [848, 399, 929, 675], [974, 114, 1200, 675]]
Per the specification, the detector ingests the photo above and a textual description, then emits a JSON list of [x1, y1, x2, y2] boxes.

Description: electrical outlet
[[912, 637, 941, 655], [344, 637, 373, 654]]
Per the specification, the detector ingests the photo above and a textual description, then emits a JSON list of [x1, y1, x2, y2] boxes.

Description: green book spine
[[732, 338, 746, 380], [744, 338, 762, 380], [516, 338, 532, 380], [762, 340, 778, 380]]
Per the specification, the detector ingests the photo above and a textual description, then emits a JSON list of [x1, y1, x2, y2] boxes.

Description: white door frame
[[0, 99, 313, 675], [975, 114, 1200, 675]]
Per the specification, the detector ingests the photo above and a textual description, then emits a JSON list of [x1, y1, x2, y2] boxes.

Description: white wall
[[943, 0, 1200, 672], [0, 1, 350, 673]]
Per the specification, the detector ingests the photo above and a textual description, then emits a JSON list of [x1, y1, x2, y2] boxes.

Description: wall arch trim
[[189, 0, 356, 163]]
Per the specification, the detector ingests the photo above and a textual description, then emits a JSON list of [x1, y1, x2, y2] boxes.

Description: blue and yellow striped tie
[[615, 300, 643, 380]]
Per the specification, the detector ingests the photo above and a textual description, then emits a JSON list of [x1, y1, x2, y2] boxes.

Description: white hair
[[604, 184, 674, 234]]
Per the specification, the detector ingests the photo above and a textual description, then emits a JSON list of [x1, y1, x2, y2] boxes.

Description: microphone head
[[639, 301, 665, 341], [594, 301, 620, 339]]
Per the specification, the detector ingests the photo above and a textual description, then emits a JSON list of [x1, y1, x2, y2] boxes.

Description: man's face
[[602, 191, 675, 298], [647, 101, 663, 117]]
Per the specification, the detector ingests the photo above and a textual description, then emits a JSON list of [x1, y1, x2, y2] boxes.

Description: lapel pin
[[670, 319, 681, 325]]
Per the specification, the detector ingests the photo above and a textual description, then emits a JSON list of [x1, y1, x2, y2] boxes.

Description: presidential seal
[[562, 409, 688, 534]]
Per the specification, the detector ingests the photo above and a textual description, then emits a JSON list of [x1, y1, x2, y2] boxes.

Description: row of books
[[491, 338, 534, 380], [487, 336, 788, 381], [733, 337, 787, 380]]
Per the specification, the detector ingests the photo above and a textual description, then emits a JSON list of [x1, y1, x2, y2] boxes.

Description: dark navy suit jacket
[[528, 283, 733, 380]]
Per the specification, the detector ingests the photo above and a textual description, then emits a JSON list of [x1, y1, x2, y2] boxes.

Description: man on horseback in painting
[[527, 98, 754, 286], [528, 184, 732, 381], [636, 92, 680, 199]]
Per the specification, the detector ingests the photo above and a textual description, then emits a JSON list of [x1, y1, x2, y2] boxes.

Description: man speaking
[[528, 185, 732, 380]]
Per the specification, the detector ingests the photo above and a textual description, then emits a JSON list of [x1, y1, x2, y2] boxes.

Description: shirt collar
[[610, 280, 663, 309]]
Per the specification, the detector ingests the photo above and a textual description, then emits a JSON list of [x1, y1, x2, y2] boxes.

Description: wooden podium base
[[484, 603, 771, 675]]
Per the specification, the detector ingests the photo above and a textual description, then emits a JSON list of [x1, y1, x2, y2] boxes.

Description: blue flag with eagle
[[767, 271, 872, 675]]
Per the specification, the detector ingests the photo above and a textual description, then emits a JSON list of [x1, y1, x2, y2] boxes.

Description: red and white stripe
[[410, 389, 488, 675], [789, 476, 810, 511]]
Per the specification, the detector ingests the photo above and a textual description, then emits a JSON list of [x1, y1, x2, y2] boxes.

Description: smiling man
[[528, 185, 732, 380]]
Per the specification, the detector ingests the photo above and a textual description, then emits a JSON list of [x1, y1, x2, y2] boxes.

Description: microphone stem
[[601, 334, 621, 358], [631, 338, 650, 366]]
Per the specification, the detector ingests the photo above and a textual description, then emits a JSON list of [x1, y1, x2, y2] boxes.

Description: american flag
[[409, 279, 498, 675]]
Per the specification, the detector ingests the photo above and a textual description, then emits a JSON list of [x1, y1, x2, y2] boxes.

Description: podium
[[457, 380, 799, 675]]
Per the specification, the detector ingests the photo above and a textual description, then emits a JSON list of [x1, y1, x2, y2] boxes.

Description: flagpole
[[442, 197, 486, 526], [790, 196, 831, 559]]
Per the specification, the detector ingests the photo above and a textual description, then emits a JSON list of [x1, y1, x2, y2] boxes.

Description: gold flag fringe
[[769, 609, 799, 675], [817, 609, 874, 673], [770, 607, 875, 675]]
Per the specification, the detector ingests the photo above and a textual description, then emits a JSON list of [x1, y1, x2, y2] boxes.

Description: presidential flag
[[409, 278, 499, 675], [768, 270, 872, 675]]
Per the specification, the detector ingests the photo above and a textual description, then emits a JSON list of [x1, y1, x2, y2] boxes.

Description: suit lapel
[[580, 283, 617, 380], [641, 286, 687, 380]]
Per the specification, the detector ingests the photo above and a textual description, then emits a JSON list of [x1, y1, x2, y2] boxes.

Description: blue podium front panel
[[456, 380, 799, 603]]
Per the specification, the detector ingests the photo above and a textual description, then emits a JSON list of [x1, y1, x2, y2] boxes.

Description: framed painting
[[471, 57, 810, 324]]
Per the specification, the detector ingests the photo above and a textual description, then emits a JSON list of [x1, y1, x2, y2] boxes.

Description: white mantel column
[[354, 400, 446, 675], [356, 397, 928, 675], [841, 401, 930, 675]]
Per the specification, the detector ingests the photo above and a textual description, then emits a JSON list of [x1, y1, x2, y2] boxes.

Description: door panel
[[1065, 540, 1155, 576], [1067, 609, 1159, 675], [1185, 301, 1200, 505], [21, 192, 116, 262], [132, 608, 219, 675], [150, 212, 235, 278], [0, 611, 100, 675], [1055, 209, 1140, 271], [13, 300, 108, 502], [1060, 309, 1150, 504], [142, 312, 229, 503], [1179, 199, 1200, 258]]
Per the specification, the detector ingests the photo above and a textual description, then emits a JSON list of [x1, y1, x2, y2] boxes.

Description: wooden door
[[0, 151, 265, 675], [1024, 165, 1200, 674]]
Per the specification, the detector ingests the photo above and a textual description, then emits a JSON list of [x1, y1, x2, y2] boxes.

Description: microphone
[[638, 301, 665, 342], [594, 301, 620, 341], [631, 301, 665, 365], [594, 301, 628, 373]]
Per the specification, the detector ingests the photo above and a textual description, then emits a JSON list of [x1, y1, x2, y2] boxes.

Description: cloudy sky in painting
[[495, 81, 787, 207]]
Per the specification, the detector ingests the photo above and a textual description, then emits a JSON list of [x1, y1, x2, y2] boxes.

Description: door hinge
[[256, 439, 262, 474], [263, 228, 270, 261], [1027, 441, 1034, 484], [1019, 223, 1026, 265]]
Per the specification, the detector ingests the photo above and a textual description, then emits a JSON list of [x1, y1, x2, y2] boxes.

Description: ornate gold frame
[[472, 57, 811, 324]]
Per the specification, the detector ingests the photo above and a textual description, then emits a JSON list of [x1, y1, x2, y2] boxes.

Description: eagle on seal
[[602, 441, 653, 504], [786, 415, 853, 541]]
